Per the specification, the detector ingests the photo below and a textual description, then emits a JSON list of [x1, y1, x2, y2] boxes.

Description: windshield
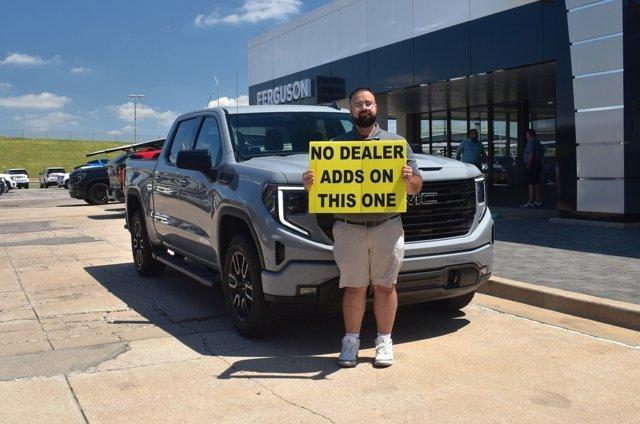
[[49, 168, 65, 174], [9, 169, 27, 175], [228, 112, 353, 159]]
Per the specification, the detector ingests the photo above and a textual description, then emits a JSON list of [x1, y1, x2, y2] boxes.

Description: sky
[[0, 0, 331, 140]]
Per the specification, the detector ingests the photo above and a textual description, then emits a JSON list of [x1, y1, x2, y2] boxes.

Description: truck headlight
[[262, 184, 309, 236], [75, 172, 87, 183], [475, 176, 487, 219]]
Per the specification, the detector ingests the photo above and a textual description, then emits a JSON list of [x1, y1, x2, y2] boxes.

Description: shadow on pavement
[[87, 213, 126, 220], [84, 262, 470, 380]]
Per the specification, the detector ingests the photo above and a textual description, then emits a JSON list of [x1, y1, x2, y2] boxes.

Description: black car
[[69, 154, 126, 205]]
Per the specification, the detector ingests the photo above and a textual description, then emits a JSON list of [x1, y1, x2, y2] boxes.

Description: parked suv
[[39, 167, 66, 188], [125, 106, 494, 337], [69, 156, 127, 204], [3, 169, 29, 189]]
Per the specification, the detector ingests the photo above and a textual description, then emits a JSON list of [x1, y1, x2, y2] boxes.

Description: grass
[[0, 137, 129, 178]]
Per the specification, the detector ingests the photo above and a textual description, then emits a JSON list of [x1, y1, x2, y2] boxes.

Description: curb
[[478, 276, 640, 331]]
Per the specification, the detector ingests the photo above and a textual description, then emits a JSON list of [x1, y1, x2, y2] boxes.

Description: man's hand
[[303, 169, 314, 191], [402, 165, 422, 195]]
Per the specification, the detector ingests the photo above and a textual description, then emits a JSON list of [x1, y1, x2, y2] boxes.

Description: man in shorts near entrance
[[303, 87, 423, 367]]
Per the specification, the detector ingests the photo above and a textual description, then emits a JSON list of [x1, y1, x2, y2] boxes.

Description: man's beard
[[354, 111, 376, 128]]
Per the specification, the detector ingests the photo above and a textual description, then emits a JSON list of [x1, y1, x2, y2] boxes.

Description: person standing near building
[[521, 129, 544, 208], [302, 87, 422, 368], [455, 129, 487, 171]]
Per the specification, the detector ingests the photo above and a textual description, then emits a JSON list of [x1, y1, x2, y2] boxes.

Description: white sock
[[377, 333, 392, 342], [345, 332, 359, 340]]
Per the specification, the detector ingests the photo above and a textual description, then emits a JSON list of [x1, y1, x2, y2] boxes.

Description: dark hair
[[348, 87, 374, 103], [526, 129, 537, 137], [469, 128, 478, 136]]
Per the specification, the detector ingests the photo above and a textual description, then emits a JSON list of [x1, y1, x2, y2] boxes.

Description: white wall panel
[[274, 29, 301, 78], [575, 108, 624, 144], [570, 34, 623, 76], [367, 0, 413, 50], [573, 71, 624, 110], [249, 40, 274, 86], [470, 0, 537, 20], [413, 0, 470, 37], [577, 179, 625, 213], [568, 0, 622, 42], [577, 144, 625, 178], [298, 14, 333, 72], [331, 0, 367, 60]]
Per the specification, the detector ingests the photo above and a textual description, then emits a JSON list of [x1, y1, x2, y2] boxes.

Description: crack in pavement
[[196, 332, 336, 424]]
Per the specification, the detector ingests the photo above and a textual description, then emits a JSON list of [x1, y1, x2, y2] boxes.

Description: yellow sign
[[308, 140, 407, 213]]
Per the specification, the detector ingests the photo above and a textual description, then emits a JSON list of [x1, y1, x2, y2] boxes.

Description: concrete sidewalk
[[491, 207, 640, 304], [1, 189, 639, 423]]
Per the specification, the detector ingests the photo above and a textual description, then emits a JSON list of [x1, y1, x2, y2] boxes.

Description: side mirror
[[176, 149, 213, 175]]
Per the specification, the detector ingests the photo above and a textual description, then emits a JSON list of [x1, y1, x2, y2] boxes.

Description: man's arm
[[456, 141, 463, 160]]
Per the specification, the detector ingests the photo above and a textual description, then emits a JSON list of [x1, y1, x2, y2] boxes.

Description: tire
[[39, 183, 44, 188], [130, 210, 165, 277], [87, 183, 109, 205], [425, 291, 476, 312], [222, 234, 279, 338], [64, 180, 69, 189]]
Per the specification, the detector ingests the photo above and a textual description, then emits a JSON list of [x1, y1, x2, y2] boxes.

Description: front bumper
[[69, 188, 85, 199], [260, 210, 494, 306]]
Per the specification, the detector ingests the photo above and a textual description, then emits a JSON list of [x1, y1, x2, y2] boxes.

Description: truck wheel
[[64, 181, 69, 189], [222, 234, 279, 338], [426, 291, 476, 312], [87, 183, 109, 205], [130, 210, 165, 277]]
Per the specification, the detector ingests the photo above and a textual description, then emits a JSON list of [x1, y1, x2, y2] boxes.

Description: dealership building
[[248, 0, 639, 221]]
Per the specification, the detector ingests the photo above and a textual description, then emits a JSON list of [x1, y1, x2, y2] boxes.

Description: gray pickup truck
[[125, 105, 494, 337]]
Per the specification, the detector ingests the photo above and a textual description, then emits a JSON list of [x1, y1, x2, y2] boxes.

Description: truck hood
[[240, 153, 482, 184]]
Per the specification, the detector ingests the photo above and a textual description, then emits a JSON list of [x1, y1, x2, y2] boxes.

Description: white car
[[0, 173, 18, 190], [39, 167, 67, 188], [57, 173, 70, 189], [3, 169, 29, 189]]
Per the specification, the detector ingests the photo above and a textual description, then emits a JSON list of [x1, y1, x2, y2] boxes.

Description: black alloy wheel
[[87, 183, 109, 205], [130, 210, 164, 277], [222, 234, 279, 337], [227, 251, 254, 322]]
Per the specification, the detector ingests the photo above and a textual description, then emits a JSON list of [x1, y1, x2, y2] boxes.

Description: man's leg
[[534, 183, 541, 203], [343, 286, 368, 334], [372, 284, 397, 334], [528, 184, 534, 203]]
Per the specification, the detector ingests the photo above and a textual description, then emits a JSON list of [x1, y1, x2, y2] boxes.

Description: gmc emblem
[[407, 192, 438, 206]]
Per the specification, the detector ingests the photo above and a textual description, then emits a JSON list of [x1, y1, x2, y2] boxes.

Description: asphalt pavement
[[0, 189, 639, 424]]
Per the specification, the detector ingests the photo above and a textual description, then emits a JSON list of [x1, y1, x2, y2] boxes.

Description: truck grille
[[316, 178, 476, 243], [403, 178, 476, 242]]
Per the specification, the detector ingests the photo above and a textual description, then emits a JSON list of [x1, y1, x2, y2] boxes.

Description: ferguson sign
[[256, 79, 312, 105]]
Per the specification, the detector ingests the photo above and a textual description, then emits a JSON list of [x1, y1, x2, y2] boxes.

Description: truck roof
[[203, 105, 350, 116]]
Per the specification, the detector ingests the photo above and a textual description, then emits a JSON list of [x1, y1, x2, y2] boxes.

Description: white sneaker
[[338, 335, 359, 367], [374, 336, 394, 367]]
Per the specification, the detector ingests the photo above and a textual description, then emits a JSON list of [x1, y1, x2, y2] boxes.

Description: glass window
[[194, 117, 222, 165], [228, 112, 351, 159], [168, 118, 199, 163], [48, 168, 66, 174]]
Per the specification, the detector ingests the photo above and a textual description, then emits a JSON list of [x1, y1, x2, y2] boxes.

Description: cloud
[[0, 82, 12, 92], [0, 92, 71, 109], [107, 130, 123, 136], [113, 102, 178, 127], [70, 66, 92, 74], [14, 111, 79, 129], [195, 0, 301, 26], [207, 95, 249, 108], [0, 52, 50, 65]]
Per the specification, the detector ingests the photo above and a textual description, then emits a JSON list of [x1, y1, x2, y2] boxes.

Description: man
[[521, 129, 544, 208], [303, 88, 422, 367], [455, 129, 487, 171]]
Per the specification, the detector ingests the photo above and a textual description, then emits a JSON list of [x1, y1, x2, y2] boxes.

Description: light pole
[[128, 94, 145, 143]]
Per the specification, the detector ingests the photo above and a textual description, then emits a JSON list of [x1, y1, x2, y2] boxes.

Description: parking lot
[[1, 188, 639, 423]]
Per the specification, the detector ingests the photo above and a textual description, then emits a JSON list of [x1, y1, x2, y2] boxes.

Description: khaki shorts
[[332, 217, 405, 288]]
